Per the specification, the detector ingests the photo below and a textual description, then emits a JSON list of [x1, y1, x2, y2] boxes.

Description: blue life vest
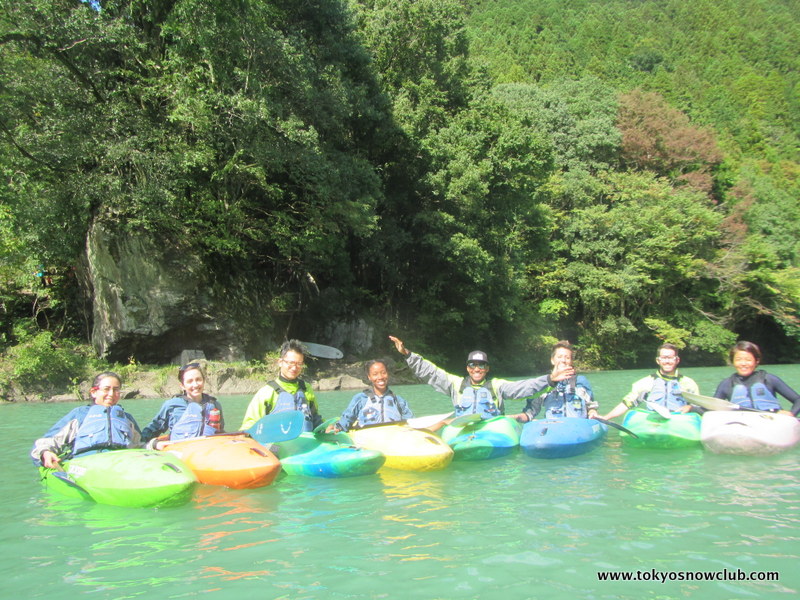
[[641, 375, 687, 411], [169, 400, 217, 440], [358, 389, 404, 426], [268, 380, 315, 432], [730, 371, 781, 411], [456, 378, 500, 419], [543, 377, 590, 419], [73, 404, 135, 456]]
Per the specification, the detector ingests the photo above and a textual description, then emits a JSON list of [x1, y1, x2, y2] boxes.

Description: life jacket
[[73, 404, 135, 456], [268, 380, 315, 432], [542, 377, 589, 419], [456, 378, 500, 419], [730, 371, 781, 411], [169, 400, 218, 440], [357, 389, 404, 426], [639, 375, 687, 411]]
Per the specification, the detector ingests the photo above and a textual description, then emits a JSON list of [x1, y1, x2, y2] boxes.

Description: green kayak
[[40, 449, 197, 507], [620, 409, 701, 449]]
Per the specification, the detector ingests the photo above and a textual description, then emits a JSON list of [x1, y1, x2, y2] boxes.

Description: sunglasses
[[467, 361, 489, 369]]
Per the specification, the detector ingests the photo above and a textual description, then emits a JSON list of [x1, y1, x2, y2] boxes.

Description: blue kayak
[[520, 418, 608, 459]]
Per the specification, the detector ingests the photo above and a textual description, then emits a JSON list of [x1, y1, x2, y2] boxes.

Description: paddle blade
[[299, 342, 343, 359], [51, 470, 93, 499], [682, 391, 741, 412], [313, 417, 339, 435], [246, 410, 305, 444], [645, 401, 672, 419], [593, 417, 639, 438], [449, 413, 483, 427], [406, 412, 454, 429]]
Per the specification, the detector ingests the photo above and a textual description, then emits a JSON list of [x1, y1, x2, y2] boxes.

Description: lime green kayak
[[621, 409, 701, 448], [40, 449, 197, 507]]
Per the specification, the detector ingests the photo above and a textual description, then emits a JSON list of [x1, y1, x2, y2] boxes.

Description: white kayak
[[701, 410, 800, 456]]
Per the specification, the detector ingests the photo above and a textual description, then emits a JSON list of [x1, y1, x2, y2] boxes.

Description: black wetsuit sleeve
[[765, 373, 800, 415]]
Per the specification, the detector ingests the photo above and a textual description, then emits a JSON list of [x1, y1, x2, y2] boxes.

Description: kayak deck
[[701, 410, 800, 455], [621, 409, 701, 449], [520, 418, 607, 459], [350, 424, 454, 471], [41, 449, 197, 507], [277, 432, 386, 478], [440, 416, 521, 461], [162, 434, 281, 489]]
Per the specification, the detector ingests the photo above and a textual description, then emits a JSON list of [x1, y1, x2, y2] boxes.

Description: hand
[[325, 423, 342, 433], [388, 335, 410, 356], [510, 413, 530, 423], [587, 409, 598, 419], [41, 450, 61, 469], [550, 363, 575, 382]]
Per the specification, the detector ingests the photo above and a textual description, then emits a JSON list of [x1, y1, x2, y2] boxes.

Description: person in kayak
[[389, 335, 571, 419], [328, 359, 414, 432], [241, 339, 323, 432], [600, 343, 699, 420], [141, 362, 225, 448], [713, 341, 800, 416], [509, 340, 599, 423], [31, 372, 142, 469]]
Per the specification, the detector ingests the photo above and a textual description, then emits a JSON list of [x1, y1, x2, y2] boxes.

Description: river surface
[[3, 365, 799, 599]]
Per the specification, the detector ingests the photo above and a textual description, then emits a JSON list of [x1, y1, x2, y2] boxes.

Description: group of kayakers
[[30, 337, 800, 468]]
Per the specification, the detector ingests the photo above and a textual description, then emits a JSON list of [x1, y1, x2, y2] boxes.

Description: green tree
[[0, 0, 394, 349]]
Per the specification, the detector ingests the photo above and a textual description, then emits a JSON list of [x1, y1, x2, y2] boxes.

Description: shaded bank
[[2, 356, 419, 403]]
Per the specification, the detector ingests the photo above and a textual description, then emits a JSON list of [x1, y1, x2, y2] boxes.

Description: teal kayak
[[621, 409, 701, 448], [40, 449, 197, 507], [439, 416, 521, 461], [276, 432, 386, 478]]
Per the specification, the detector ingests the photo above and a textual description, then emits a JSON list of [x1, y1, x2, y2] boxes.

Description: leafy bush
[[0, 329, 91, 400]]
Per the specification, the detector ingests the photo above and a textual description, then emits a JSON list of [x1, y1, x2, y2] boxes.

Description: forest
[[1, 0, 798, 395]]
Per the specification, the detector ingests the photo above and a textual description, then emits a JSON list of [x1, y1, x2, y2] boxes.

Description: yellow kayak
[[349, 424, 454, 471]]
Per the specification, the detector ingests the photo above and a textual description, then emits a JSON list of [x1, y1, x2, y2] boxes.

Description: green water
[[3, 366, 799, 599]]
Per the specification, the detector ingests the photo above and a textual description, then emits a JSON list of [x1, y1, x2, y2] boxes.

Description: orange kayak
[[162, 434, 281, 489]]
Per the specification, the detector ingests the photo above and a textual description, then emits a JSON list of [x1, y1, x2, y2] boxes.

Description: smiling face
[[180, 368, 205, 401], [466, 361, 490, 384], [733, 350, 759, 378], [91, 376, 122, 407], [656, 348, 680, 376], [279, 350, 305, 381], [367, 361, 389, 394]]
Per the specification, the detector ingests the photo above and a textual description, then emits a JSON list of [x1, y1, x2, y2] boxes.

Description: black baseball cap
[[467, 350, 489, 363]]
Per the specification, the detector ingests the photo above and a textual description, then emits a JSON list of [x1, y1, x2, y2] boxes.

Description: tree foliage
[[1, 0, 799, 384]]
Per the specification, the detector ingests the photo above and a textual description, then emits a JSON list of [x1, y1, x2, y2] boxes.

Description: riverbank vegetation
[[1, 0, 798, 398]]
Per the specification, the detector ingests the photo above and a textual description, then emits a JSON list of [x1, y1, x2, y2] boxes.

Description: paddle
[[313, 417, 339, 434], [406, 412, 454, 429], [244, 410, 306, 444], [682, 391, 759, 412], [592, 416, 639, 438], [49, 465, 92, 498], [449, 413, 483, 427], [328, 413, 456, 433], [646, 401, 673, 419], [300, 342, 344, 359]]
